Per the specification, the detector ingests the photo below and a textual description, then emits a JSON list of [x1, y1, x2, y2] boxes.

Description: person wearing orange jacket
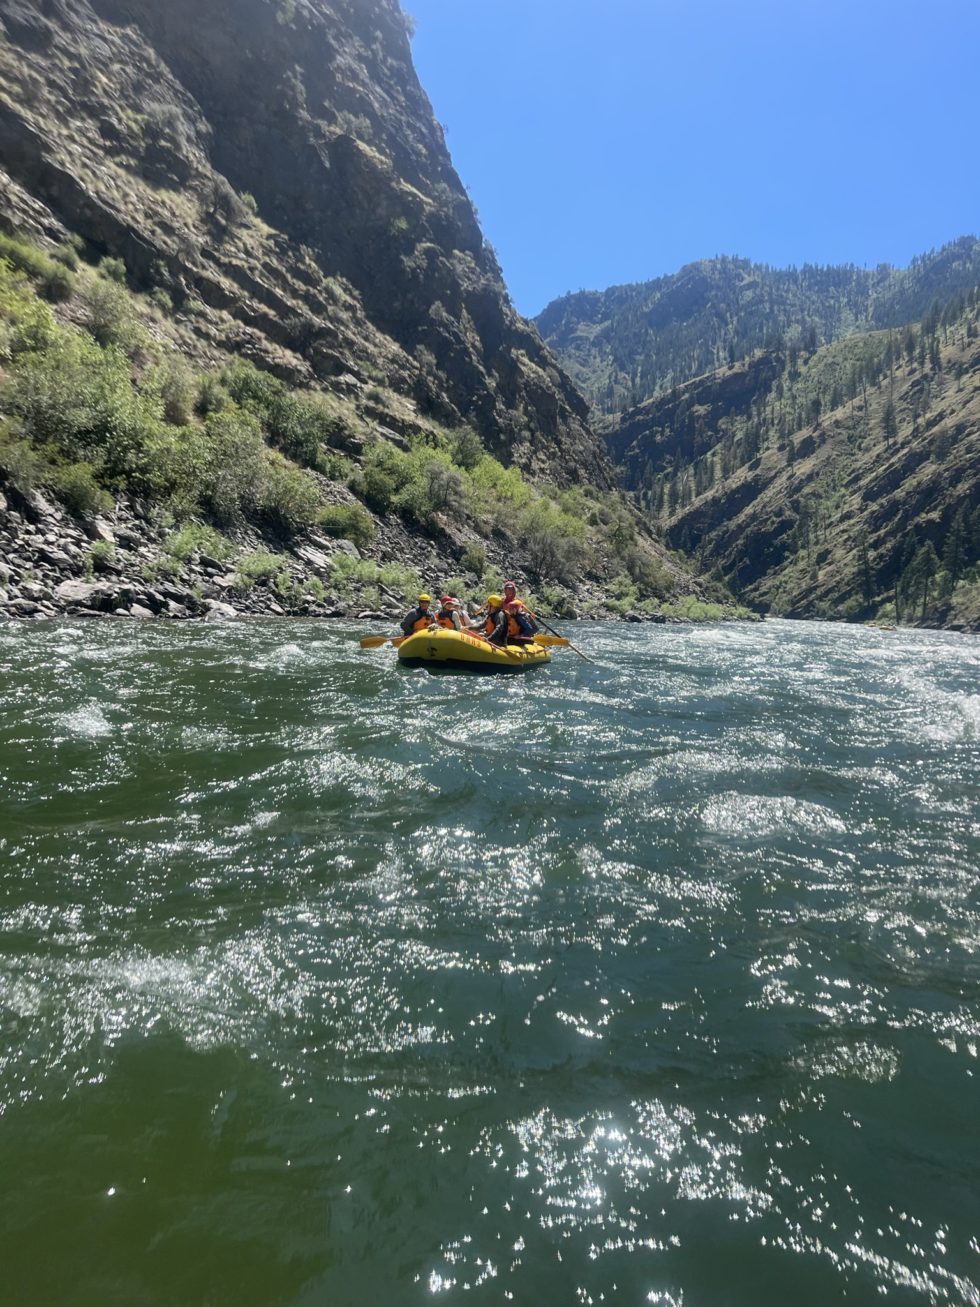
[[400, 593, 436, 636], [434, 595, 476, 631], [479, 591, 536, 646], [500, 580, 539, 639]]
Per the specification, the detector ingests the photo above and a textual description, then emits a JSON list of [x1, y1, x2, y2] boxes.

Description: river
[[1, 618, 978, 1306]]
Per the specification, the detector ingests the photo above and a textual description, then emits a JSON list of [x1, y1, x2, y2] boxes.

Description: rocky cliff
[[0, 0, 601, 482], [1, 0, 722, 623]]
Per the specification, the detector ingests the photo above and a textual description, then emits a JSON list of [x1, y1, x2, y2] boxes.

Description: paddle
[[525, 610, 597, 664], [532, 634, 571, 648], [359, 635, 406, 649]]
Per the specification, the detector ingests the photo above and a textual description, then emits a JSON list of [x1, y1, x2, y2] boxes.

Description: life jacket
[[435, 609, 457, 629], [503, 598, 536, 637], [411, 609, 433, 632]]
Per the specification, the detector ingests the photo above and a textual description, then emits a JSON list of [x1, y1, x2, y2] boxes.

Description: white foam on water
[[57, 703, 112, 739], [701, 793, 847, 838]]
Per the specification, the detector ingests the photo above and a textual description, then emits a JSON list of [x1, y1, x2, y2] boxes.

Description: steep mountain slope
[[537, 241, 980, 415], [0, 0, 602, 482], [606, 294, 980, 628], [0, 0, 721, 620]]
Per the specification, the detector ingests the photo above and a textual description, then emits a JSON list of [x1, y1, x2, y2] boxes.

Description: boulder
[[204, 600, 238, 621], [36, 546, 73, 569], [54, 580, 134, 612], [83, 518, 116, 544]]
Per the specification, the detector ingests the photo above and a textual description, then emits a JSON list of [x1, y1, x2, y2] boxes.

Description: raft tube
[[397, 628, 551, 672]]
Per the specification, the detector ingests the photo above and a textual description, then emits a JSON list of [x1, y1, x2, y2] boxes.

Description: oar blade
[[359, 635, 390, 648]]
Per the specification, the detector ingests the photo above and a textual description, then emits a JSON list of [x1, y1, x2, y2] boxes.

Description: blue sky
[[407, 0, 980, 316]]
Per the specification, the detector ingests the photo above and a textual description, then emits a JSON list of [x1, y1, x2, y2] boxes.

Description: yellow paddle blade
[[359, 635, 392, 648], [534, 635, 570, 647]]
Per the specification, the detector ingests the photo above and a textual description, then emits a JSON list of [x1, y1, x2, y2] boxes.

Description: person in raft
[[500, 580, 539, 639], [400, 593, 436, 636], [479, 592, 538, 646], [434, 595, 477, 631]]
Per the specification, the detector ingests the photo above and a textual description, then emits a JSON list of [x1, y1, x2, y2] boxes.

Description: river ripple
[[0, 618, 978, 1306]]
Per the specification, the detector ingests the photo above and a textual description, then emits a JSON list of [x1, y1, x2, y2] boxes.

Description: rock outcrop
[[0, 0, 603, 484]]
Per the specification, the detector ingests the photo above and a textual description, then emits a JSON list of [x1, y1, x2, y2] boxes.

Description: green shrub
[[451, 426, 484, 471], [149, 287, 174, 315], [4, 329, 160, 479], [259, 451, 323, 534], [624, 545, 672, 597], [53, 241, 81, 270], [48, 461, 114, 517], [538, 585, 577, 618], [0, 232, 52, 279], [88, 539, 117, 571], [0, 426, 45, 494], [206, 176, 247, 227], [84, 279, 142, 352], [354, 463, 397, 514], [470, 454, 532, 515], [0, 261, 59, 359], [221, 360, 344, 469], [237, 549, 288, 586], [200, 405, 266, 524], [316, 503, 375, 547], [0, 234, 75, 303], [98, 256, 127, 284], [517, 501, 585, 583], [40, 264, 76, 303], [423, 458, 467, 518], [165, 522, 233, 563], [460, 542, 486, 577], [196, 374, 230, 416]]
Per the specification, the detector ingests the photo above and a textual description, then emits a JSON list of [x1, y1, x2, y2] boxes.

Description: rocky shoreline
[[0, 486, 374, 623], [0, 483, 707, 626]]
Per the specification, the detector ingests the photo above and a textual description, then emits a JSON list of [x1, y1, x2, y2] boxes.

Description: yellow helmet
[[487, 594, 503, 607], [418, 593, 432, 604]]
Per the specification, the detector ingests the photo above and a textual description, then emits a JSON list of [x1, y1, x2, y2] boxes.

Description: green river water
[[0, 618, 978, 1307]]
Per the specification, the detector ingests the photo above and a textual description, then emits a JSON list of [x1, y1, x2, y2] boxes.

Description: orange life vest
[[484, 608, 520, 639], [412, 612, 433, 632], [503, 597, 535, 638], [435, 612, 456, 629]]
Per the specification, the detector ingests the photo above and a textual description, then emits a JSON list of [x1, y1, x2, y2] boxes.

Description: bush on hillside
[[84, 278, 142, 352], [164, 522, 233, 563], [48, 461, 114, 517], [317, 503, 375, 548], [459, 542, 486, 577], [517, 501, 586, 583], [200, 405, 267, 523], [451, 425, 484, 471], [259, 451, 323, 534], [0, 262, 59, 359]]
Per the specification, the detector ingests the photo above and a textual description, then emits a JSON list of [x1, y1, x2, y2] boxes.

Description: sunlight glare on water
[[0, 618, 978, 1306]]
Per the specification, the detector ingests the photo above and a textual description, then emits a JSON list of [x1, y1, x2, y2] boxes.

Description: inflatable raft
[[397, 628, 551, 672]]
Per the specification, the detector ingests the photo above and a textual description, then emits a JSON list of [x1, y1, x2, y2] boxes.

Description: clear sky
[[407, 0, 980, 317]]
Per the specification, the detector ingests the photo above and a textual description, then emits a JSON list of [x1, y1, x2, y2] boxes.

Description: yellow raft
[[397, 628, 551, 672]]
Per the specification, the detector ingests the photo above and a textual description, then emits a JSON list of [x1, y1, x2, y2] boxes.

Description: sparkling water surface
[[1, 619, 978, 1306]]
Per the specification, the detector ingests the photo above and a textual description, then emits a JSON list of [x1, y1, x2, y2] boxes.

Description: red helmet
[[440, 594, 452, 604], [503, 579, 517, 592]]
